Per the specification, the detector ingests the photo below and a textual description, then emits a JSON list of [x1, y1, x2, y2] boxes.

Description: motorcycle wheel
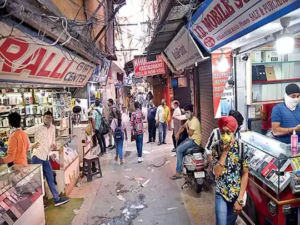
[[192, 179, 203, 193]]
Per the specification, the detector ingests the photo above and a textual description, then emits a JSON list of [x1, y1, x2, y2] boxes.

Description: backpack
[[95, 109, 110, 135], [113, 120, 124, 141]]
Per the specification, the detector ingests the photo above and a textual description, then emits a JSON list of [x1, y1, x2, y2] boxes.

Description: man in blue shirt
[[271, 83, 300, 144], [147, 100, 157, 143], [92, 99, 106, 155]]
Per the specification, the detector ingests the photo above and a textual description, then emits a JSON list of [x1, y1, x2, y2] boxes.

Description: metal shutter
[[198, 59, 218, 146]]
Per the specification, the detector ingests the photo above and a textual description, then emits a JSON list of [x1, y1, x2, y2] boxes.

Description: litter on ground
[[167, 207, 178, 210], [117, 195, 126, 201], [142, 179, 150, 187]]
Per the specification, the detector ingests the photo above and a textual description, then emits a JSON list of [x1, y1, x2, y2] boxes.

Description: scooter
[[181, 146, 207, 193]]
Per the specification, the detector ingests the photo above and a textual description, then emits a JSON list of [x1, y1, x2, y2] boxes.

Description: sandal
[[170, 173, 183, 180], [120, 159, 123, 165], [115, 155, 118, 161]]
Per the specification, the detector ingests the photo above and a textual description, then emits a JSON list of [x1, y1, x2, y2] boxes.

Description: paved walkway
[[69, 132, 245, 225]]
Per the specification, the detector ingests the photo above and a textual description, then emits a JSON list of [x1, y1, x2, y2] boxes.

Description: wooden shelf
[[252, 78, 300, 84]]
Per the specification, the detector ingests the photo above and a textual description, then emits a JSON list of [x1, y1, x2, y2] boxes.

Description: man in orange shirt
[[0, 112, 30, 166]]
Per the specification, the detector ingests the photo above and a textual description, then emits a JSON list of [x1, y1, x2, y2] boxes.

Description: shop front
[[188, 0, 300, 224], [0, 20, 97, 224]]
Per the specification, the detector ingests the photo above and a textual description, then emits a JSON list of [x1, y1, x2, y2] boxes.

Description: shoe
[[163, 142, 167, 144], [44, 204, 48, 209], [120, 159, 124, 165], [107, 144, 112, 148], [110, 145, 116, 150], [172, 149, 176, 152], [146, 141, 151, 144], [55, 198, 70, 207], [158, 142, 162, 146], [115, 155, 119, 161], [138, 157, 142, 163]]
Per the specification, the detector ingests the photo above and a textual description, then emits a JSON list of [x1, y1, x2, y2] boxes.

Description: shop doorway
[[153, 84, 164, 106]]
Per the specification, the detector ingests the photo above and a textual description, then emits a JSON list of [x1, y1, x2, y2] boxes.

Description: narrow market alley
[[69, 133, 217, 225]]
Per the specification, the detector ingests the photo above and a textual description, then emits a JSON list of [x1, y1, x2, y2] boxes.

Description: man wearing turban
[[213, 116, 249, 225], [272, 83, 300, 143]]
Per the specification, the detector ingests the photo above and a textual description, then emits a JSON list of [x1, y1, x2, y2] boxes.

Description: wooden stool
[[82, 155, 102, 182]]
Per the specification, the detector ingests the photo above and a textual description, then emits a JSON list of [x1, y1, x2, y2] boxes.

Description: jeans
[[136, 134, 143, 157], [148, 120, 156, 142], [31, 156, 60, 201], [215, 194, 238, 225], [116, 136, 124, 159], [95, 130, 106, 153], [176, 138, 198, 173], [158, 122, 167, 143]]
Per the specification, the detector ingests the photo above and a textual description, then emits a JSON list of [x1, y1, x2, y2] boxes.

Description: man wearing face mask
[[155, 99, 170, 145], [272, 83, 300, 144], [25, 111, 69, 207], [170, 105, 201, 180]]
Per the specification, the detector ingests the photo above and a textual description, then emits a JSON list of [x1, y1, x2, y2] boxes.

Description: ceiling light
[[276, 17, 294, 55], [217, 50, 229, 72]]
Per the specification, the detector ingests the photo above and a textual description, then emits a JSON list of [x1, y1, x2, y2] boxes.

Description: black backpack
[[95, 109, 110, 135]]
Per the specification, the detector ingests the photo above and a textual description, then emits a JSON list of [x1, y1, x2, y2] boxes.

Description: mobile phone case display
[[48, 137, 79, 196], [0, 164, 45, 225], [51, 92, 72, 121], [247, 49, 300, 105], [240, 131, 300, 225]]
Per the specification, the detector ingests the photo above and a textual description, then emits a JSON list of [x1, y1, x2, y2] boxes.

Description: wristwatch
[[237, 199, 244, 206]]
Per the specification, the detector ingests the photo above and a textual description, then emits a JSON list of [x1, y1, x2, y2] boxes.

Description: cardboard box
[[265, 67, 276, 80]]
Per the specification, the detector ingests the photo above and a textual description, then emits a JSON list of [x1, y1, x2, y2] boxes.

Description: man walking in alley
[[25, 111, 69, 207], [131, 101, 145, 163], [155, 99, 170, 145], [147, 100, 157, 143], [92, 99, 106, 155], [170, 105, 201, 180], [107, 99, 119, 149]]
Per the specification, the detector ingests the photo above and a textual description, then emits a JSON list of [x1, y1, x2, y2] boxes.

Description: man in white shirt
[[25, 111, 69, 207], [171, 101, 181, 152]]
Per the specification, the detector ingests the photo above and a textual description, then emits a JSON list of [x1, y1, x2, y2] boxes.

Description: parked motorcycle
[[182, 146, 207, 193]]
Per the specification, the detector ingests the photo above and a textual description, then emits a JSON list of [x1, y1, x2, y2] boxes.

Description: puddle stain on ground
[[92, 194, 147, 225]]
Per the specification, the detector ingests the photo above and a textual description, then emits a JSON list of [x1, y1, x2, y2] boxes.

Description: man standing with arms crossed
[[25, 111, 69, 207]]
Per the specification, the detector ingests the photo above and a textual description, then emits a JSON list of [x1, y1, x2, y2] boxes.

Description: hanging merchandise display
[[212, 52, 233, 118]]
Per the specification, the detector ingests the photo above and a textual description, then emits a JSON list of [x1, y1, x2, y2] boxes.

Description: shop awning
[[146, 2, 191, 55], [111, 61, 125, 74]]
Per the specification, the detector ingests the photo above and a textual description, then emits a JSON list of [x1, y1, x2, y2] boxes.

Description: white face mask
[[285, 93, 300, 111]]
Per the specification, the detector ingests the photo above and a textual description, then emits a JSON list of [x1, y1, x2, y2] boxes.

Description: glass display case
[[49, 137, 78, 171], [0, 164, 43, 224], [241, 131, 298, 196], [241, 131, 300, 225]]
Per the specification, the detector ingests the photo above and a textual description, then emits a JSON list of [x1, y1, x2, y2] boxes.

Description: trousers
[[148, 120, 156, 142], [95, 130, 106, 153]]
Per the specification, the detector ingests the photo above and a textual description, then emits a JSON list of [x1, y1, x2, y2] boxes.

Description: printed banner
[[133, 55, 165, 78], [189, 0, 300, 52], [212, 52, 233, 118], [0, 22, 95, 86], [164, 27, 206, 71]]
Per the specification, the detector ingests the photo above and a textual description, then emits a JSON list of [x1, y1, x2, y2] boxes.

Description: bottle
[[291, 130, 298, 153]]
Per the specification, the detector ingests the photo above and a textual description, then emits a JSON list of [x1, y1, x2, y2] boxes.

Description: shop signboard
[[164, 27, 207, 71], [0, 22, 95, 87], [189, 0, 300, 52], [212, 52, 233, 118], [133, 55, 165, 78]]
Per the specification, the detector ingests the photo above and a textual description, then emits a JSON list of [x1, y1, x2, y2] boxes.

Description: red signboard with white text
[[189, 0, 300, 52], [133, 55, 166, 78], [212, 52, 233, 118], [0, 22, 95, 86]]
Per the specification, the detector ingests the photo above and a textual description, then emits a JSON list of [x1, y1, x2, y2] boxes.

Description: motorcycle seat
[[184, 146, 204, 156]]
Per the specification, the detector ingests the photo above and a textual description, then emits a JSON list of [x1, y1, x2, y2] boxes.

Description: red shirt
[[262, 103, 276, 131]]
